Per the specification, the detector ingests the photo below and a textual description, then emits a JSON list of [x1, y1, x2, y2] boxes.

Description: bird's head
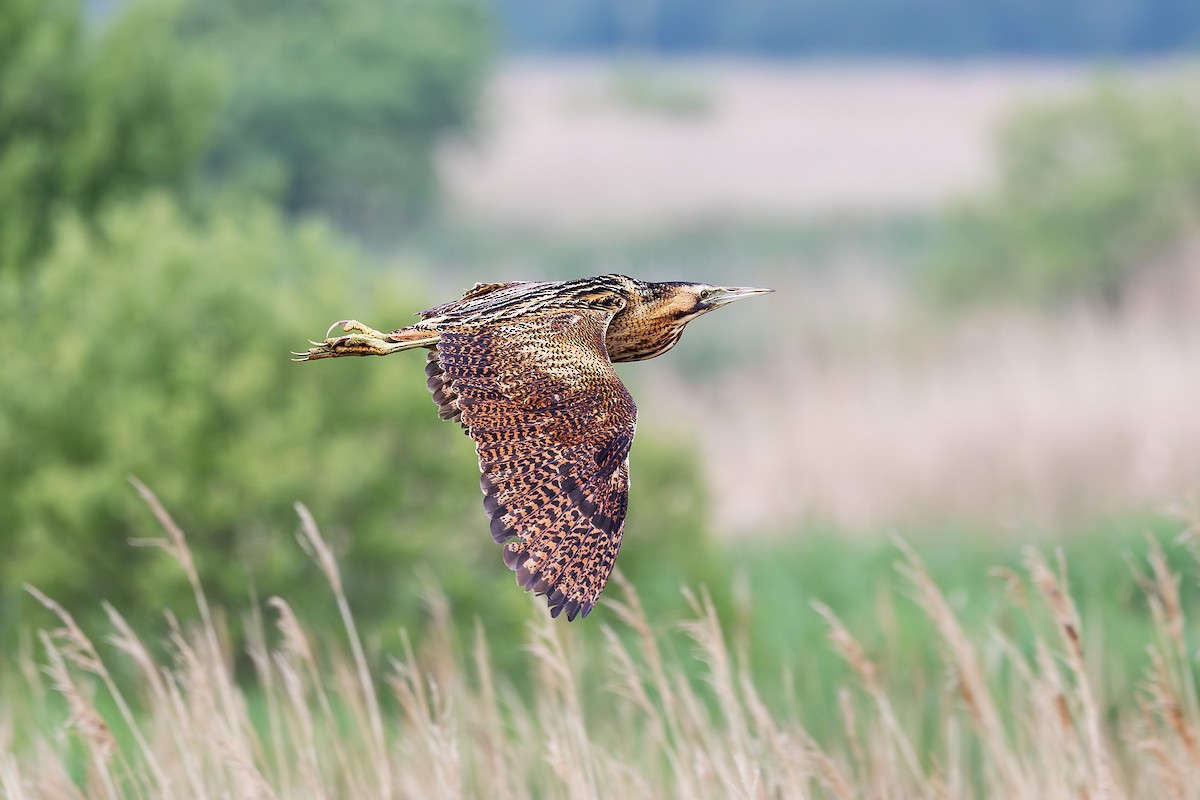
[[604, 277, 774, 362], [649, 281, 775, 322]]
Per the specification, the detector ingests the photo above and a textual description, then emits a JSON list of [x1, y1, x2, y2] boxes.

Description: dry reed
[[4, 489, 1200, 798]]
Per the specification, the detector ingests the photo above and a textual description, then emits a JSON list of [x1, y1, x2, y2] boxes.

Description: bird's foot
[[292, 319, 404, 361]]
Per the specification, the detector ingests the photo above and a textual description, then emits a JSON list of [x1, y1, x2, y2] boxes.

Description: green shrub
[[179, 0, 492, 238], [925, 77, 1200, 308], [0, 195, 455, 633], [0, 0, 217, 273]]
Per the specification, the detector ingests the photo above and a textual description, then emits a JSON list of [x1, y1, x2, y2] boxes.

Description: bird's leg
[[328, 319, 390, 339], [293, 319, 409, 361]]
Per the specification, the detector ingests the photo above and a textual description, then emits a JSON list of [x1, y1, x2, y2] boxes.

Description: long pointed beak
[[706, 286, 775, 307]]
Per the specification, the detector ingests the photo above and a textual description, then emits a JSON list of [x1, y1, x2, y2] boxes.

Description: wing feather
[[433, 309, 637, 620]]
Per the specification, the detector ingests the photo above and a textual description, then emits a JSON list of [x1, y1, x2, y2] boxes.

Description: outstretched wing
[[432, 308, 637, 620]]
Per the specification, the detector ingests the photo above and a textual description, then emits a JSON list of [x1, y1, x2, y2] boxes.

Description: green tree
[[925, 78, 1200, 308], [0, 0, 217, 272], [180, 0, 491, 239]]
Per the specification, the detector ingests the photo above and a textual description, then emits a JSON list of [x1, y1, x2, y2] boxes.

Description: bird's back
[[417, 276, 634, 331]]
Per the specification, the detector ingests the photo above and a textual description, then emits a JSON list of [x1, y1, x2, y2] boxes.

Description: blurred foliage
[[608, 65, 714, 118], [0, 194, 716, 649], [178, 0, 491, 239], [925, 78, 1200, 308], [0, 0, 217, 272]]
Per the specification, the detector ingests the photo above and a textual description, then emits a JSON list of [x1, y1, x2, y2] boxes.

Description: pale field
[[439, 60, 1090, 232], [436, 60, 1200, 535]]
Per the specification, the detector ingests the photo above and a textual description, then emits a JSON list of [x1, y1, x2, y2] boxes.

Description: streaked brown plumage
[[297, 274, 772, 620]]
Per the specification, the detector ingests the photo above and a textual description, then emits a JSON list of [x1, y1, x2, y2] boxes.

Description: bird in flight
[[297, 274, 772, 620]]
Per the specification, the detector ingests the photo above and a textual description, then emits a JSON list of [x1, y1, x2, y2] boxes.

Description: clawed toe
[[325, 320, 352, 340], [292, 342, 334, 361], [324, 319, 388, 339]]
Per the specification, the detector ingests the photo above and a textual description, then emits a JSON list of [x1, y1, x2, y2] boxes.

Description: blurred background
[[3, 0, 1200, 713]]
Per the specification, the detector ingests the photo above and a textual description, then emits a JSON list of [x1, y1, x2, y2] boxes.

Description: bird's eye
[[699, 288, 714, 300]]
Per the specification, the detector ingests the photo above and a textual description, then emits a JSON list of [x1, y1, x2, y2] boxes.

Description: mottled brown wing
[[432, 309, 637, 621]]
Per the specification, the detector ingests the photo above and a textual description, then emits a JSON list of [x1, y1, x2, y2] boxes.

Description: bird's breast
[[605, 318, 686, 363]]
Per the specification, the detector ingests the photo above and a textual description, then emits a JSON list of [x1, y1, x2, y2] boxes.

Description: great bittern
[[297, 274, 772, 620]]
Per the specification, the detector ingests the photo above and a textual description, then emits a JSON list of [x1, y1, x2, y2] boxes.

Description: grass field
[[4, 488, 1199, 798]]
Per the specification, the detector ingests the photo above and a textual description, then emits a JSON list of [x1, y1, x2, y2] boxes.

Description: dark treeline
[[493, 0, 1200, 57]]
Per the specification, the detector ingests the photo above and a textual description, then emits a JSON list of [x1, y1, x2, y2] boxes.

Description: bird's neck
[[605, 301, 689, 363]]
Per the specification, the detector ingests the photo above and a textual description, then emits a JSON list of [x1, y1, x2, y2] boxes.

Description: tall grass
[[4, 487, 1200, 798]]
